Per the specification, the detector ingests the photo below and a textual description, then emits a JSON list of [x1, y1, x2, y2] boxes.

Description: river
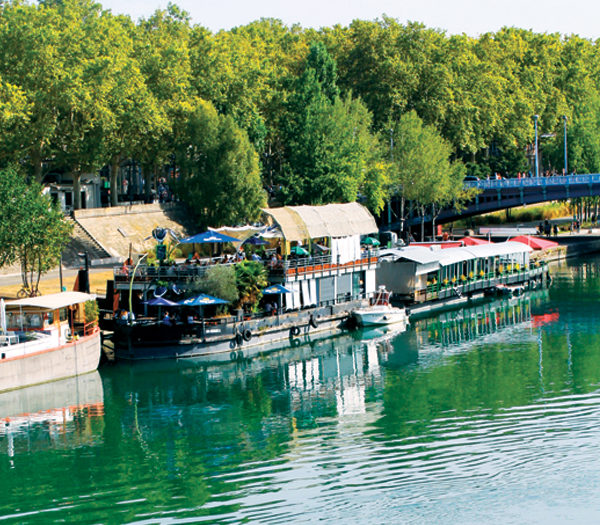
[[2, 256, 600, 524]]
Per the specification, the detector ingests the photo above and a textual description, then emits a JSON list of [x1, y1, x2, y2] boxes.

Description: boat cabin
[[377, 241, 540, 303], [1, 292, 97, 350]]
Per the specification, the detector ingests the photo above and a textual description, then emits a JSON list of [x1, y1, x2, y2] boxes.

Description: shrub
[[84, 300, 99, 323]]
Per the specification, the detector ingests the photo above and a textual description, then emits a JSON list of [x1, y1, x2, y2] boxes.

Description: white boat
[[0, 292, 101, 393], [352, 287, 407, 327]]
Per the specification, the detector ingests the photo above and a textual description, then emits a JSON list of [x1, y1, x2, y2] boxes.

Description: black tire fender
[[290, 326, 301, 337], [243, 328, 252, 342], [309, 314, 318, 329], [235, 332, 243, 346]]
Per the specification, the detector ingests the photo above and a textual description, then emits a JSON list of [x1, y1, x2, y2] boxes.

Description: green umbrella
[[290, 245, 309, 256], [362, 236, 381, 246]]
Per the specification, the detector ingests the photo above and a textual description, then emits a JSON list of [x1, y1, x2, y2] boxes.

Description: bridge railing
[[465, 173, 600, 190]]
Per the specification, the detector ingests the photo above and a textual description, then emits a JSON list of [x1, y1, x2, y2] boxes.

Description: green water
[[2, 257, 600, 524]]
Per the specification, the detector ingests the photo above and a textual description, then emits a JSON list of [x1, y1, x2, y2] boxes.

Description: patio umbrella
[[263, 284, 292, 294], [179, 231, 240, 244], [179, 230, 241, 261], [262, 284, 291, 314], [362, 236, 381, 246], [243, 235, 269, 246], [290, 245, 309, 256], [179, 293, 229, 319], [144, 297, 181, 307], [178, 294, 229, 306]]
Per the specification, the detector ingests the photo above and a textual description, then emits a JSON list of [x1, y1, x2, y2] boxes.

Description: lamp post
[[533, 115, 539, 178], [128, 253, 148, 323], [563, 115, 568, 175]]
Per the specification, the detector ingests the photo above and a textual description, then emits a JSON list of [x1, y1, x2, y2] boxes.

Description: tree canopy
[[2, 2, 600, 229]]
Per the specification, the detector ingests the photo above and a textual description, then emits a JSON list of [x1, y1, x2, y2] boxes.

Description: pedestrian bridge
[[399, 174, 600, 228]]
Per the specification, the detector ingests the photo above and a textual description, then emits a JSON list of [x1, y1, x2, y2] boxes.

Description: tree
[[196, 265, 239, 304], [389, 111, 467, 239], [234, 261, 267, 313], [279, 43, 387, 213], [0, 168, 72, 294], [173, 100, 267, 228]]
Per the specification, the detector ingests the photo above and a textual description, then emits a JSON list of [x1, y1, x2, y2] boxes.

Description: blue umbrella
[[263, 284, 292, 294], [144, 296, 181, 307], [179, 231, 240, 244], [178, 294, 229, 306], [243, 235, 269, 246]]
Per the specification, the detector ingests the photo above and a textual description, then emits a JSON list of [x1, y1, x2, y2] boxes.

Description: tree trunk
[[420, 205, 425, 241], [110, 156, 120, 207], [143, 163, 152, 203], [72, 170, 82, 210]]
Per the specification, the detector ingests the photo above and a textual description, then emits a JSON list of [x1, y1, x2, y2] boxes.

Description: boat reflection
[[0, 371, 104, 457]]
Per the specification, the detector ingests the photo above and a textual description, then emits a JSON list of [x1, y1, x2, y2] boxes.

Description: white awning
[[262, 203, 377, 242], [6, 292, 96, 311]]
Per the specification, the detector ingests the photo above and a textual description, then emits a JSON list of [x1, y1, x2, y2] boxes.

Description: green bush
[[84, 300, 99, 323], [196, 265, 239, 304]]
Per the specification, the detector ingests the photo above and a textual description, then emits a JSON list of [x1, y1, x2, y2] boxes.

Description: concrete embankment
[[531, 232, 600, 263]]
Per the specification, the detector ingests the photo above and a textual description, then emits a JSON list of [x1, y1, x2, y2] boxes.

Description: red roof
[[459, 236, 492, 246], [508, 235, 559, 250]]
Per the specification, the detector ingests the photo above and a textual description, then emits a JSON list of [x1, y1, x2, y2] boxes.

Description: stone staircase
[[62, 217, 115, 268]]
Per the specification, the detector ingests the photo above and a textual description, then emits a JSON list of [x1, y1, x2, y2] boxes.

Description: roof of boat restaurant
[[379, 242, 533, 275], [5, 292, 96, 311], [262, 203, 378, 242]]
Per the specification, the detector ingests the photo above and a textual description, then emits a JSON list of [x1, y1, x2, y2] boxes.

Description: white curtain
[[331, 235, 361, 265]]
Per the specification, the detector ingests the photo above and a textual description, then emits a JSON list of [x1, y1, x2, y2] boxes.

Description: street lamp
[[563, 115, 568, 175], [533, 115, 539, 178], [128, 253, 148, 323]]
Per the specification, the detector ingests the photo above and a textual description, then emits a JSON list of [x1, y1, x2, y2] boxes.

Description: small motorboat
[[352, 286, 407, 327]]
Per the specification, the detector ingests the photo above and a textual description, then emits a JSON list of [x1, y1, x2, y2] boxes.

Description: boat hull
[[352, 307, 407, 327], [0, 332, 101, 393], [113, 301, 367, 363]]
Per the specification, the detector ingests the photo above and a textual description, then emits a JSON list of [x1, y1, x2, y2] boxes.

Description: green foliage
[[173, 100, 267, 228], [234, 261, 267, 313], [84, 300, 99, 323], [196, 265, 239, 304], [0, 167, 73, 293]]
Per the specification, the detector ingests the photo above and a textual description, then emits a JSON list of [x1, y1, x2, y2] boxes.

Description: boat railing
[[420, 262, 546, 301], [116, 249, 380, 282]]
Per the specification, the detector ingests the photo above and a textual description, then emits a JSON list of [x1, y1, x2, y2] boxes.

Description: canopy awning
[[262, 203, 378, 242], [6, 292, 96, 312], [509, 235, 558, 250]]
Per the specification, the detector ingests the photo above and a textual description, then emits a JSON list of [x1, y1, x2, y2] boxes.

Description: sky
[[99, 0, 600, 39]]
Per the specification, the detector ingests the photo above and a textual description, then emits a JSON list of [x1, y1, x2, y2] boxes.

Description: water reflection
[[2, 272, 600, 523], [0, 372, 104, 462]]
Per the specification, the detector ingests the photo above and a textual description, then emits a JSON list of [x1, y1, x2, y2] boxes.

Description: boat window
[[29, 313, 42, 328], [59, 308, 68, 322], [47, 311, 54, 324]]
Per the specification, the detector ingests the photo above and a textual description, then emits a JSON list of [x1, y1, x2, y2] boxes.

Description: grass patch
[[454, 202, 573, 227]]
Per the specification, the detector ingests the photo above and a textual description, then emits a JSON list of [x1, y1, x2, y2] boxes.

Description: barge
[[0, 292, 101, 393], [110, 203, 381, 362]]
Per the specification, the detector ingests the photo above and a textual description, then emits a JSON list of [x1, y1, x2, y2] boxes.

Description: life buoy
[[309, 315, 318, 329], [243, 328, 252, 342], [290, 326, 301, 337], [235, 332, 243, 345]]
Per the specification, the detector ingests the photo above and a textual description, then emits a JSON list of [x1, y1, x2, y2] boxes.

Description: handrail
[[465, 173, 600, 191]]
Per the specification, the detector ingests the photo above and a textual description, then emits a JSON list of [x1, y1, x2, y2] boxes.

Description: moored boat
[[0, 292, 101, 393], [352, 287, 407, 327]]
